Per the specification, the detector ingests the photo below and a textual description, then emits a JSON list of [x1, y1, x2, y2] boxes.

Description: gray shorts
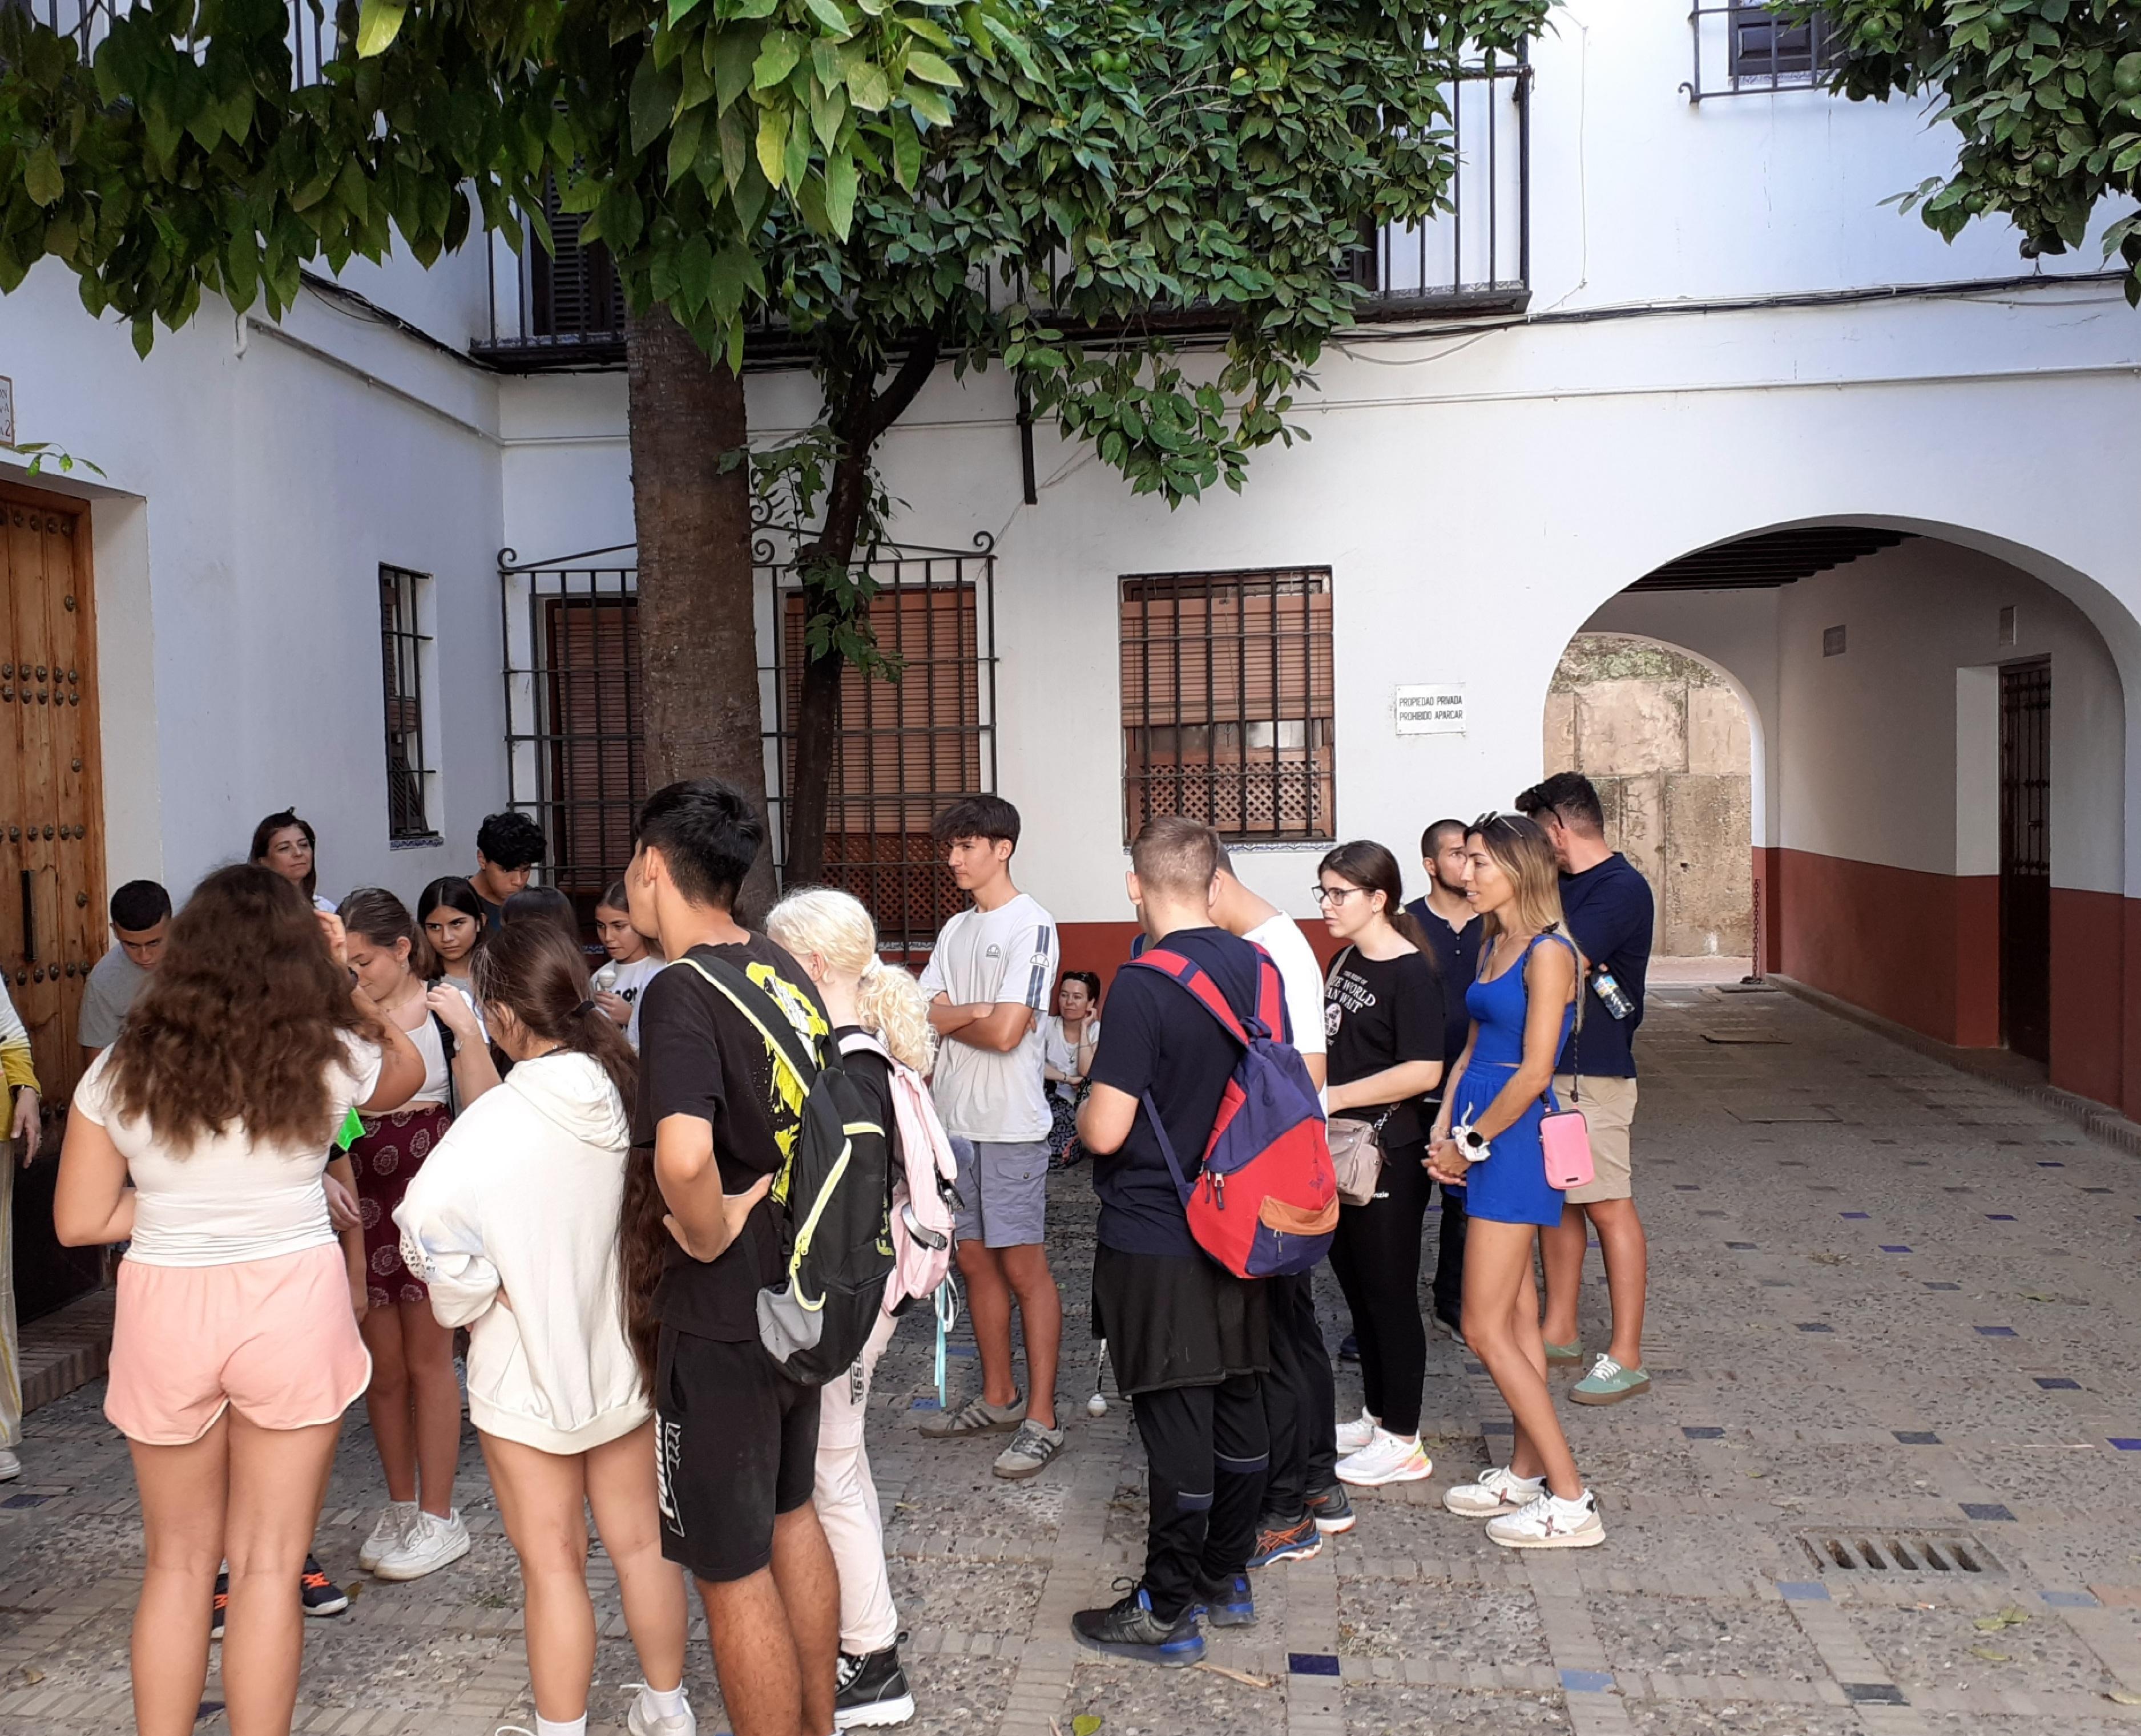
[[952, 1139, 1050, 1249]]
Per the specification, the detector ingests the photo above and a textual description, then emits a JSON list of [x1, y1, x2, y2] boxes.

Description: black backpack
[[676, 956, 895, 1387]]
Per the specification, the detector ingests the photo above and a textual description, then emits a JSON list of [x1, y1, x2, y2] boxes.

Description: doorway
[[0, 482, 108, 1321], [1998, 657, 2050, 1062]]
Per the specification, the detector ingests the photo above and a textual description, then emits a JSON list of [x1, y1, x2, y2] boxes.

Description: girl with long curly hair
[[764, 886, 934, 1730], [336, 889, 498, 1585], [54, 865, 426, 1736]]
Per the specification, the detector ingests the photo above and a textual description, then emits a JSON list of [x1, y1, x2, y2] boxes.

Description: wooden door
[[0, 483, 107, 1320], [1998, 657, 2051, 1063]]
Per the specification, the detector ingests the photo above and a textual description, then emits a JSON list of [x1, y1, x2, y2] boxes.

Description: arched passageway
[[1574, 523, 2130, 1112]]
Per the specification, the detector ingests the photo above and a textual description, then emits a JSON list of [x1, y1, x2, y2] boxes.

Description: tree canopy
[[1796, 0, 2141, 302]]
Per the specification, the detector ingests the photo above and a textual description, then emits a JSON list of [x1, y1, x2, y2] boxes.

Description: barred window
[[1726, 3, 1838, 85], [378, 564, 436, 840], [1119, 569, 1336, 844]]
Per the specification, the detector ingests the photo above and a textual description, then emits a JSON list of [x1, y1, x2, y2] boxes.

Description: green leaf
[[631, 58, 683, 156], [804, 0, 850, 35], [353, 0, 406, 58], [713, 28, 762, 111], [678, 232, 714, 309], [905, 80, 953, 126], [846, 60, 890, 110], [905, 49, 961, 87], [131, 315, 155, 359], [24, 146, 62, 208], [1072, 1718, 1102, 1736], [888, 107, 921, 189], [824, 147, 858, 233], [755, 30, 802, 90], [757, 103, 791, 185]]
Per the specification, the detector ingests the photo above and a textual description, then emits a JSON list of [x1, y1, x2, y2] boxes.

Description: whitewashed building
[[6, 3, 2141, 1316]]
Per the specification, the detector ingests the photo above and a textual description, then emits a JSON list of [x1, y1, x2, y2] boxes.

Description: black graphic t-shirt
[[1323, 947, 1445, 1146]]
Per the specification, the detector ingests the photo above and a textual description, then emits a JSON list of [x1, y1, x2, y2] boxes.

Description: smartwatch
[[1451, 1121, 1492, 1164]]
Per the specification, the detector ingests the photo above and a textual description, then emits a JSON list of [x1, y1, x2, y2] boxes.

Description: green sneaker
[[1569, 1354, 1651, 1406], [1545, 1339, 1583, 1368]]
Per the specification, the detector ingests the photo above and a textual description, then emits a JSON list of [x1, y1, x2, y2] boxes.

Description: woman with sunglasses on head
[[1428, 814, 1602, 1549], [1317, 841, 1446, 1490]]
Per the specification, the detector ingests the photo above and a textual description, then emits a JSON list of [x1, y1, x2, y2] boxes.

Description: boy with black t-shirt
[[1074, 817, 1276, 1668], [624, 780, 840, 1736]]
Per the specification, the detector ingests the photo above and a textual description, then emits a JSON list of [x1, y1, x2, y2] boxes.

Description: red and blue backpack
[[1126, 946, 1340, 1279]]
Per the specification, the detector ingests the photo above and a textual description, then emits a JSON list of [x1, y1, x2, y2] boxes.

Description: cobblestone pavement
[[6, 983, 2141, 1734]]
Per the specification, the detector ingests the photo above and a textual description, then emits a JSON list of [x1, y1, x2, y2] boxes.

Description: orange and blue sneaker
[[1247, 1513, 1322, 1568], [301, 1555, 350, 1617]]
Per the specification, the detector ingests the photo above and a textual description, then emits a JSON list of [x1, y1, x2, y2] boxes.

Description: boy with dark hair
[[1402, 817, 1482, 1344], [916, 793, 1067, 1480], [79, 879, 172, 1060], [1514, 772, 1655, 1406], [1074, 815, 1274, 1667], [624, 779, 841, 1736], [472, 810, 549, 930]]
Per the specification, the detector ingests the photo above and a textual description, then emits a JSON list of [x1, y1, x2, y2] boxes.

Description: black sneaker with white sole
[[300, 1556, 350, 1617], [209, 1571, 228, 1641], [834, 1643, 916, 1728]]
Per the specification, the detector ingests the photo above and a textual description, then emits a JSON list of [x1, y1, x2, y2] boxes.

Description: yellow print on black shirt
[[748, 959, 830, 1209]]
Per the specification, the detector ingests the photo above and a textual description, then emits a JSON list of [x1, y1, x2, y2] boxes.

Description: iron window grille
[[498, 539, 998, 952], [1686, 3, 1841, 102], [1119, 568, 1336, 846], [378, 564, 438, 841], [761, 538, 999, 955], [19, 0, 334, 84]]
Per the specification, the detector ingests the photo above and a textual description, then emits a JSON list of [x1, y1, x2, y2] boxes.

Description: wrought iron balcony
[[473, 53, 1531, 369]]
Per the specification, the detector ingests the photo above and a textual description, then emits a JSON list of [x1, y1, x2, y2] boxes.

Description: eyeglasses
[[1311, 885, 1361, 906]]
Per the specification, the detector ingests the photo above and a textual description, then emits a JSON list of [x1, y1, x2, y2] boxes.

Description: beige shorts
[[1555, 1075, 1638, 1205]]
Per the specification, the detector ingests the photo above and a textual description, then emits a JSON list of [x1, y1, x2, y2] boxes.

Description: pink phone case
[[1539, 1107, 1595, 1192]]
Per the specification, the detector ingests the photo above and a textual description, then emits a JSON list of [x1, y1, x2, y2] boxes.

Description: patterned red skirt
[[350, 1104, 453, 1311]]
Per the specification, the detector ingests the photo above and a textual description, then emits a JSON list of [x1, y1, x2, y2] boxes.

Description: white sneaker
[[627, 1683, 698, 1736], [1486, 1489, 1605, 1550], [1334, 1428, 1433, 1488], [1442, 1465, 1546, 1518], [1334, 1408, 1381, 1454], [0, 1448, 21, 1482], [372, 1508, 471, 1581], [358, 1501, 420, 1572]]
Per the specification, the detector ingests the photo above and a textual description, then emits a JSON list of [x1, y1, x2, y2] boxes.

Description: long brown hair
[[469, 920, 636, 1108], [1467, 813, 1569, 943], [338, 887, 438, 982], [1318, 839, 1437, 960], [107, 864, 369, 1148]]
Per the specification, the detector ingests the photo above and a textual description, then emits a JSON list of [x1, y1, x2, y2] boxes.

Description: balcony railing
[[1684, 3, 1840, 103], [14, 0, 337, 85], [473, 53, 1531, 368]]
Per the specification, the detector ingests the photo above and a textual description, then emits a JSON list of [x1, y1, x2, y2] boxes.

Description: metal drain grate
[[1799, 1531, 2005, 1577]]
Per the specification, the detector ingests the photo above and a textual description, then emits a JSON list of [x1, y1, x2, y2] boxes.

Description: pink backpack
[[840, 1032, 959, 1314]]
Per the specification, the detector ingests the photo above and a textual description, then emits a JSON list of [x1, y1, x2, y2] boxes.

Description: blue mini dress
[[1451, 932, 1576, 1228]]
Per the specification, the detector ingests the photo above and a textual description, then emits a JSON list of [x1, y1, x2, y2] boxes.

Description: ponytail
[[855, 954, 937, 1073]]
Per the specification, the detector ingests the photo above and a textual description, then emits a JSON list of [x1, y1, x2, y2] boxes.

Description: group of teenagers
[[25, 766, 1656, 1736]]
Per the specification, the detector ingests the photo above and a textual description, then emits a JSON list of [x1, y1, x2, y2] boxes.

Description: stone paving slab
[[7, 986, 2141, 1732]]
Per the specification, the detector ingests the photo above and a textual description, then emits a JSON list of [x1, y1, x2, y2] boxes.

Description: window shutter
[[543, 596, 644, 893]]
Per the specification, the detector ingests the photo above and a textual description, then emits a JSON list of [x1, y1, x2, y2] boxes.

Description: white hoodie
[[394, 1051, 648, 1454]]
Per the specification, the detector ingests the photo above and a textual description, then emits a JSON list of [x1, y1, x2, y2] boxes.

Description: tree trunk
[[782, 335, 942, 887], [784, 413, 877, 888], [626, 304, 779, 920]]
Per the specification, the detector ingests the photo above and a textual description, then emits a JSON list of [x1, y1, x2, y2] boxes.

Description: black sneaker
[[1071, 1586, 1204, 1668], [1337, 1332, 1360, 1362], [834, 1642, 915, 1729], [300, 1556, 350, 1618], [1306, 1483, 1356, 1535], [209, 1570, 228, 1641], [1190, 1571, 1255, 1628]]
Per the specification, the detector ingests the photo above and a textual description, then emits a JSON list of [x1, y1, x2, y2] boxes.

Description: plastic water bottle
[[1591, 965, 1635, 1020]]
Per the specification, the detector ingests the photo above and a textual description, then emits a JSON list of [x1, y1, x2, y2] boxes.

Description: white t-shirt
[[72, 1037, 383, 1268], [918, 893, 1059, 1142], [1244, 913, 1328, 1060], [1043, 1015, 1102, 1103], [595, 954, 663, 1050]]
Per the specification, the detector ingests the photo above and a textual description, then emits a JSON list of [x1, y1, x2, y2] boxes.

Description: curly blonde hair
[[766, 887, 936, 1073]]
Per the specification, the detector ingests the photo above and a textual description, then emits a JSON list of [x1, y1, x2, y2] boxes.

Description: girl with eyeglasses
[[1316, 841, 1446, 1489], [1426, 814, 1603, 1549]]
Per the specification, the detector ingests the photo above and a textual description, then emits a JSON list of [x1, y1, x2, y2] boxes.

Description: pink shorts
[[106, 1243, 372, 1446]]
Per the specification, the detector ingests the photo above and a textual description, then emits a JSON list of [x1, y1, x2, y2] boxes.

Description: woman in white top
[[250, 808, 337, 915], [1042, 970, 1101, 1162], [55, 865, 425, 1736], [336, 889, 499, 1586], [396, 919, 693, 1736], [592, 878, 664, 1051]]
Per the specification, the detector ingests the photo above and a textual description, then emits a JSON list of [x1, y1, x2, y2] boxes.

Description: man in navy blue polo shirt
[[1516, 774, 1655, 1407], [1402, 818, 1482, 1343]]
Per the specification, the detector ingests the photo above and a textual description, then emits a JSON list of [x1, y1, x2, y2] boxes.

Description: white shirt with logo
[[918, 892, 1059, 1142], [596, 954, 663, 1050]]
